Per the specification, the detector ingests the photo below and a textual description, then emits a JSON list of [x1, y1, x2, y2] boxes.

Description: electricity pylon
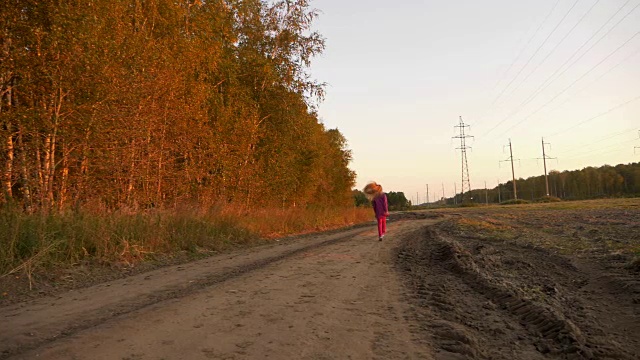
[[453, 116, 473, 202]]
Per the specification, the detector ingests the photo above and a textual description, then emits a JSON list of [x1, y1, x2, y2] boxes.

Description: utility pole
[[500, 139, 519, 200], [453, 116, 473, 202], [442, 183, 445, 203], [509, 139, 517, 200], [485, 181, 488, 206], [426, 184, 429, 206], [454, 182, 457, 205], [417, 192, 419, 205], [635, 130, 640, 154], [497, 179, 501, 203], [539, 137, 557, 197]]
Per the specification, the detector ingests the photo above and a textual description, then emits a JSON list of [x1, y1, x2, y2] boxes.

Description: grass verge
[[0, 205, 372, 279]]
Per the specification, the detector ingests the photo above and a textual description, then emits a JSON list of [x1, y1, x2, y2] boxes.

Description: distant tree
[[352, 190, 368, 207], [444, 162, 640, 204], [387, 191, 410, 211]]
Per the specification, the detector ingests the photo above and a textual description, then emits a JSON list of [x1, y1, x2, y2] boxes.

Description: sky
[[308, 0, 640, 203]]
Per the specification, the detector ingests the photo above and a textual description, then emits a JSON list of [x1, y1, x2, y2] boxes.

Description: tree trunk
[[17, 126, 32, 211], [59, 140, 69, 209], [127, 140, 136, 206], [42, 134, 51, 207], [1, 33, 13, 202], [48, 132, 56, 205], [237, 116, 268, 207], [47, 87, 65, 207], [3, 122, 13, 200], [76, 126, 91, 207], [36, 146, 43, 205], [157, 110, 168, 205]]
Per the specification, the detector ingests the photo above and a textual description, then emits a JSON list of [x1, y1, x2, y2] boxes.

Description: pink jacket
[[372, 193, 389, 218]]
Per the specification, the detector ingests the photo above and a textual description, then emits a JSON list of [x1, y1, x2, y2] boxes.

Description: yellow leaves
[[0, 0, 347, 211]]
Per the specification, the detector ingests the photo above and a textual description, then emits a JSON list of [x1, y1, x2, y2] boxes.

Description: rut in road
[[1, 225, 370, 359], [397, 221, 639, 360]]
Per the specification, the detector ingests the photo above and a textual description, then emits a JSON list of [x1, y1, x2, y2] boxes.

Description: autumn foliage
[[0, 0, 355, 211]]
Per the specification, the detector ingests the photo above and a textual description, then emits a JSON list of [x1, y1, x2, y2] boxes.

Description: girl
[[363, 182, 389, 241]]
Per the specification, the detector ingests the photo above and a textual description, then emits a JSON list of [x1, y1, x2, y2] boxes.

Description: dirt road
[[1, 206, 638, 360], [1, 216, 437, 360]]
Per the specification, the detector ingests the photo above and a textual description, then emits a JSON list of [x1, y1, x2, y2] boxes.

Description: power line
[[548, 94, 640, 137], [489, 0, 563, 107], [489, 15, 549, 95], [564, 137, 639, 160], [538, 43, 640, 118], [567, 139, 636, 160], [502, 0, 593, 103], [556, 127, 638, 156], [496, 31, 640, 138], [497, 0, 640, 128], [480, 0, 638, 138], [523, 0, 640, 105]]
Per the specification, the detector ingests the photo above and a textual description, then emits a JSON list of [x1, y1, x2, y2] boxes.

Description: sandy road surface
[[1, 217, 438, 360], [3, 207, 638, 360]]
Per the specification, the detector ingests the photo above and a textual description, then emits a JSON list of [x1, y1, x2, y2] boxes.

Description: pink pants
[[377, 217, 387, 237]]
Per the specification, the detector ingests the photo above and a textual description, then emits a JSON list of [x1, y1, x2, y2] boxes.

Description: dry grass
[[0, 205, 372, 276], [457, 217, 513, 232], [443, 198, 640, 257], [223, 206, 371, 238]]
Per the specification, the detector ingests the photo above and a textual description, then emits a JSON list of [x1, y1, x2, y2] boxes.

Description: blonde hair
[[363, 181, 383, 200]]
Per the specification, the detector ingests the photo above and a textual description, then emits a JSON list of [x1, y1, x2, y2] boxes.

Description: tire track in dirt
[[1, 213, 442, 359], [396, 220, 639, 359], [1, 227, 370, 359], [5, 217, 441, 360]]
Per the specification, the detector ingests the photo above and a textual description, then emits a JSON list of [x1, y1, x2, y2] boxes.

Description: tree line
[[0, 0, 355, 211], [451, 162, 640, 204], [353, 190, 411, 211]]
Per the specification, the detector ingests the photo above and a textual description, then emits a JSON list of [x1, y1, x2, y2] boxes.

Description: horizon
[[310, 0, 640, 201], [354, 160, 640, 201]]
